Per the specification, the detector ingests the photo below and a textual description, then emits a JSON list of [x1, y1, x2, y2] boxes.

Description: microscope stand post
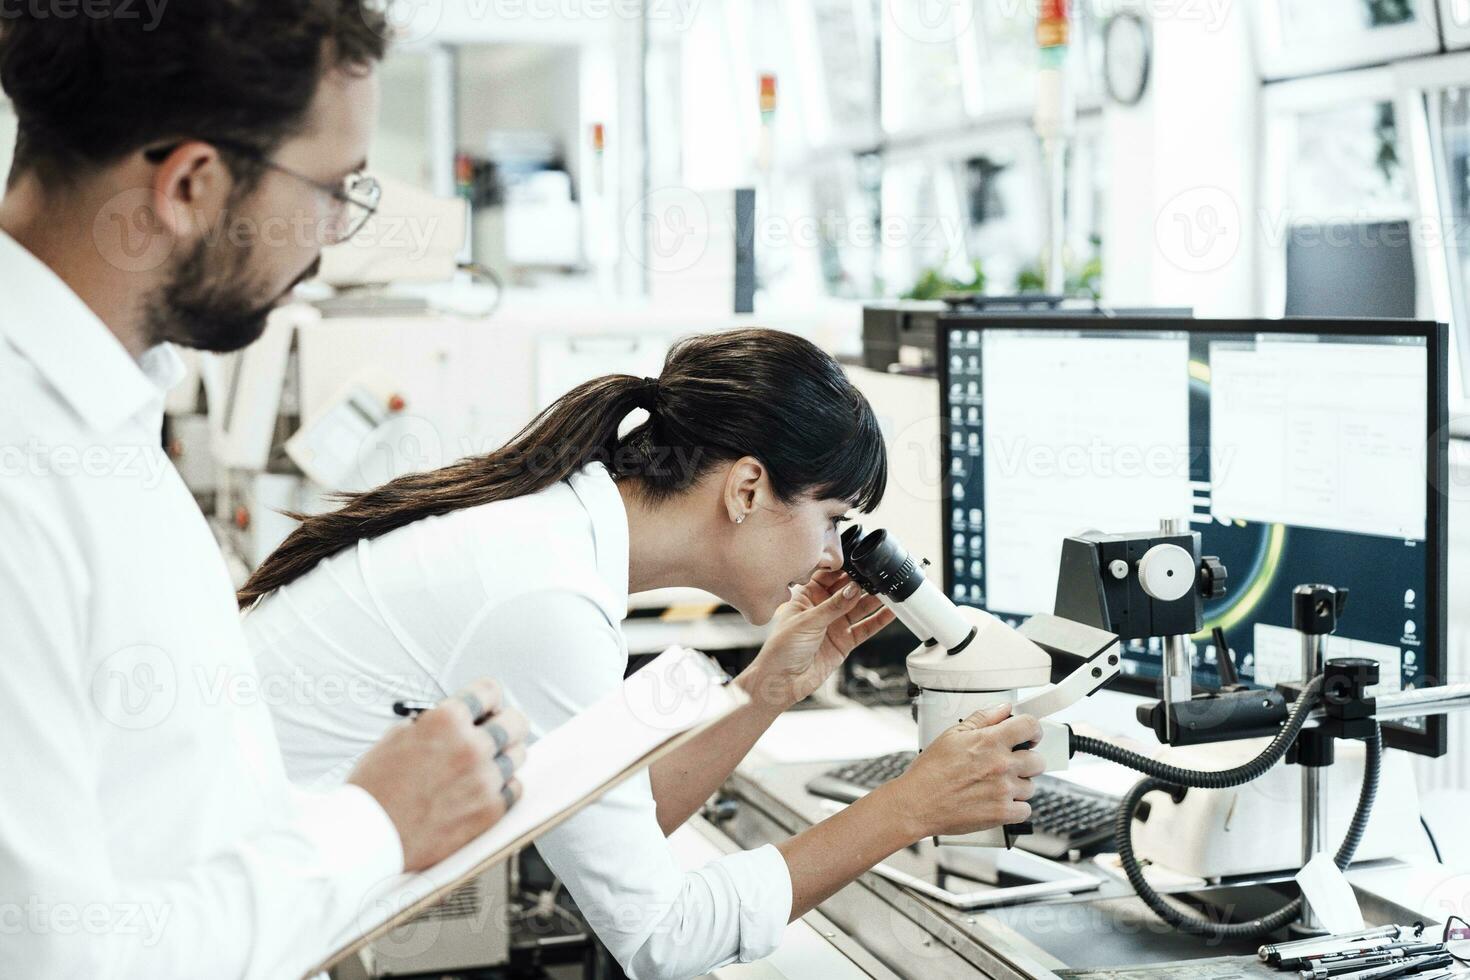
[[1158, 518, 1194, 743], [1290, 584, 1351, 936], [1297, 626, 1330, 934]]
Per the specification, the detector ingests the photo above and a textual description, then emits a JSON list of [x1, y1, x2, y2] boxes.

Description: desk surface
[[714, 700, 1459, 980]]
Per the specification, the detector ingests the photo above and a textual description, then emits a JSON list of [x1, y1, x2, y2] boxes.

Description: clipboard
[[296, 646, 747, 978]]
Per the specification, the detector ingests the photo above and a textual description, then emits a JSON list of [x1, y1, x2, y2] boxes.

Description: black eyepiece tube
[[841, 524, 928, 602]]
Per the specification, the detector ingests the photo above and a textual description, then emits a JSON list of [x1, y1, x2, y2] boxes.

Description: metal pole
[[1299, 630, 1328, 933], [1042, 136, 1067, 294], [425, 44, 466, 266], [1324, 682, 1470, 722], [1161, 635, 1192, 742], [1159, 518, 1192, 741], [1034, 3, 1072, 296], [426, 44, 458, 201]]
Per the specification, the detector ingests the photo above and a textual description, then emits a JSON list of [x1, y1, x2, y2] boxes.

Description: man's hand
[[889, 703, 1045, 840], [348, 679, 530, 872], [737, 571, 895, 713]]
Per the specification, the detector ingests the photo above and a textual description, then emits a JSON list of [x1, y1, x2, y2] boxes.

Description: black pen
[[1327, 951, 1453, 980], [1287, 942, 1446, 971], [1287, 940, 1399, 975], [1300, 945, 1447, 979], [1280, 944, 1400, 970], [393, 698, 504, 735], [393, 697, 511, 758], [392, 699, 437, 719]]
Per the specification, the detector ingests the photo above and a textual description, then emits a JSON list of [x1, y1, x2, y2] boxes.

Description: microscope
[[841, 519, 1223, 847], [844, 518, 1470, 938]]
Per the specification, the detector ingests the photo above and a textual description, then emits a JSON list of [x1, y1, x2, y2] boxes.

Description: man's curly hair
[[0, 0, 390, 189]]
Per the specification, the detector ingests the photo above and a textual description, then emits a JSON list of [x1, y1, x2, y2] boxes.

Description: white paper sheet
[[1296, 852, 1367, 935]]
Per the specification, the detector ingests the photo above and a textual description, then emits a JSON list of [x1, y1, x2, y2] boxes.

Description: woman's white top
[[243, 463, 793, 980]]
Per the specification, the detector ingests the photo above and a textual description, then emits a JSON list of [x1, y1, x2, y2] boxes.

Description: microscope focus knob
[[1137, 543, 1194, 602], [1198, 556, 1228, 600]]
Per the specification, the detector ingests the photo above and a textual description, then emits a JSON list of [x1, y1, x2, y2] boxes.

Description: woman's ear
[[723, 456, 767, 524]]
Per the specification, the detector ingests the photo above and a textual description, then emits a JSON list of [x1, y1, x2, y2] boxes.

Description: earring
[[735, 515, 745, 524]]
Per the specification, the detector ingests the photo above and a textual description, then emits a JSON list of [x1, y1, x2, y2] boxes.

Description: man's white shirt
[[0, 229, 403, 979]]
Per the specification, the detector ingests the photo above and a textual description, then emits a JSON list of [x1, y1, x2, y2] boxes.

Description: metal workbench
[[704, 756, 1435, 980]]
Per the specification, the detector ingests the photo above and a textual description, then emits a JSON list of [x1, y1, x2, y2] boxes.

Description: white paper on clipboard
[[294, 646, 747, 979]]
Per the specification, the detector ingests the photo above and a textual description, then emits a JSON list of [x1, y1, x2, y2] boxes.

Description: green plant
[[1015, 266, 1046, 294], [901, 259, 986, 300], [1015, 236, 1103, 297]]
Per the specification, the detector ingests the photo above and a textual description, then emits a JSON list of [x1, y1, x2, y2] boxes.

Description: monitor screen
[[939, 317, 1450, 756]]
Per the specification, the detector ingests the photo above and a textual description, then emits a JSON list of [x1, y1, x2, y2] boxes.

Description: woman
[[241, 328, 1042, 980]]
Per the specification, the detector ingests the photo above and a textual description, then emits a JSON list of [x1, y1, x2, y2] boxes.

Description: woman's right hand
[[892, 703, 1045, 839]]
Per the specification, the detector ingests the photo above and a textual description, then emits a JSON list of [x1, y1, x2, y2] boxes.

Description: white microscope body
[[841, 526, 1124, 848], [906, 606, 1124, 846]]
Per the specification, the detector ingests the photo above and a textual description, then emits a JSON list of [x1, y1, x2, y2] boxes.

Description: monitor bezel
[[935, 315, 1450, 757]]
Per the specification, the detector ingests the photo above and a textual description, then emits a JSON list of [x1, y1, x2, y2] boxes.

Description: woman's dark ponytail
[[239, 328, 886, 609]]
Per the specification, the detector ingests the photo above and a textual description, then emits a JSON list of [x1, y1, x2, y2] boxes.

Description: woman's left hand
[[737, 571, 896, 713]]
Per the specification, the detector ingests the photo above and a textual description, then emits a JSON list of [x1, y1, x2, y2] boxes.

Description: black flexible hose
[[1109, 726, 1380, 940], [1071, 676, 1325, 790], [1069, 677, 1383, 940]]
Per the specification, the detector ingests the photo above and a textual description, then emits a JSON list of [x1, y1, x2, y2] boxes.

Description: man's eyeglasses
[[143, 139, 381, 245]]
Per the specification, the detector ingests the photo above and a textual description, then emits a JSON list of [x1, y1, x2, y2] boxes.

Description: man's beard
[[142, 226, 321, 354]]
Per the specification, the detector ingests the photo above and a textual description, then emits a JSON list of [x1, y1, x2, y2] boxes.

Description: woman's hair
[[237, 328, 887, 609]]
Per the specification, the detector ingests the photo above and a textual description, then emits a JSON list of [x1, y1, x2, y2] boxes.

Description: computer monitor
[[939, 317, 1450, 756]]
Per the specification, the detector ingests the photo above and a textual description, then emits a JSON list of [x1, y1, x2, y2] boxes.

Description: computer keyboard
[[805, 751, 1121, 860]]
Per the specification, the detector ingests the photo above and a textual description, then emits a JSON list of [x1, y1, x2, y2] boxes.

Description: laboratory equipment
[[938, 316, 1452, 758], [840, 521, 1127, 846], [860, 309, 1470, 936]]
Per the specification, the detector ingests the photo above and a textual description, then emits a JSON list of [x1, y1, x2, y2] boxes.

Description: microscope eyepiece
[[842, 523, 977, 654], [841, 524, 927, 602], [839, 525, 876, 592]]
